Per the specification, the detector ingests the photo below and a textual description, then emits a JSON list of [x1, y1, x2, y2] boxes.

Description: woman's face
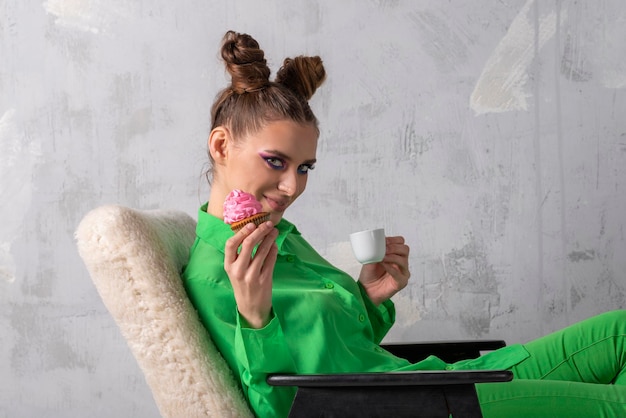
[[219, 119, 319, 224]]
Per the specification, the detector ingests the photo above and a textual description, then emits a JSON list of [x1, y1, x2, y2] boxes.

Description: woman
[[182, 30, 626, 417]]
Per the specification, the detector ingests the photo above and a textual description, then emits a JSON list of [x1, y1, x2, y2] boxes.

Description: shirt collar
[[196, 203, 299, 253]]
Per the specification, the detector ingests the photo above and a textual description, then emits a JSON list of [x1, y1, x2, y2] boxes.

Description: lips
[[265, 195, 290, 212]]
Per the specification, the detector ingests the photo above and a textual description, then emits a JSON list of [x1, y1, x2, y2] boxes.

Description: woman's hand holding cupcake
[[224, 220, 278, 329], [223, 189, 278, 329]]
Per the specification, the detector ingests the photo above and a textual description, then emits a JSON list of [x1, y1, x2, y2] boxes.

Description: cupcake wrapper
[[230, 212, 270, 232]]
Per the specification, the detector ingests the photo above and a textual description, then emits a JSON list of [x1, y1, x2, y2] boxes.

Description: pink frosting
[[223, 189, 263, 224]]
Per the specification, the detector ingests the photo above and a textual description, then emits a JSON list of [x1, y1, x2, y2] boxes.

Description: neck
[[206, 185, 228, 219]]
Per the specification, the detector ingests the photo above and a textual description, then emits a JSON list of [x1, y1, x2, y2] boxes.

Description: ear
[[208, 126, 230, 165]]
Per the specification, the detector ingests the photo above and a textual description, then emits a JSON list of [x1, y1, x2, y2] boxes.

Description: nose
[[278, 169, 299, 196]]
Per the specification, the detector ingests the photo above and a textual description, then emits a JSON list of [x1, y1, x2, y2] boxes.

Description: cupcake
[[223, 189, 270, 232]]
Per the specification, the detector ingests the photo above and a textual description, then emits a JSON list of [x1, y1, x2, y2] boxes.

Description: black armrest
[[381, 339, 506, 363], [267, 369, 512, 387], [268, 370, 512, 418]]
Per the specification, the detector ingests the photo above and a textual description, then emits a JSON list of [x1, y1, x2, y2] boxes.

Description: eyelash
[[298, 163, 315, 174], [263, 157, 315, 174]]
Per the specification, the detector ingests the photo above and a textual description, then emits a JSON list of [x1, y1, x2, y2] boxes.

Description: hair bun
[[210, 31, 326, 141], [221, 31, 271, 94], [276, 56, 326, 101]]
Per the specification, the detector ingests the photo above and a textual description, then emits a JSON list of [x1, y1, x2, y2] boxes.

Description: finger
[[386, 242, 410, 257], [385, 236, 405, 245], [225, 221, 275, 264], [249, 228, 279, 269], [224, 222, 258, 264], [236, 221, 276, 258], [382, 253, 410, 276], [383, 250, 409, 267], [261, 242, 279, 275]]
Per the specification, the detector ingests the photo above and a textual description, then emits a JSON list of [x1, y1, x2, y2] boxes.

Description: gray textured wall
[[2, 0, 625, 416]]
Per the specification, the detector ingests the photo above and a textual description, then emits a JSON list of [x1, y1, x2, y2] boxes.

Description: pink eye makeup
[[260, 153, 285, 170], [259, 151, 316, 174]]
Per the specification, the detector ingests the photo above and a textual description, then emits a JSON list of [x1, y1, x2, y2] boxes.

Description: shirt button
[[286, 255, 295, 262], [358, 314, 366, 322], [324, 282, 334, 289]]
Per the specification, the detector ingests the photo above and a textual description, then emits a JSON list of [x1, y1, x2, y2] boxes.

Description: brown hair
[[208, 31, 326, 168]]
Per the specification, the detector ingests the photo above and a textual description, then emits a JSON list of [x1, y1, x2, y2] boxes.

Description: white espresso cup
[[349, 228, 386, 264]]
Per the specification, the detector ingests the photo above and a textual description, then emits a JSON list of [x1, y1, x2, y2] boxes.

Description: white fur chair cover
[[75, 205, 253, 418]]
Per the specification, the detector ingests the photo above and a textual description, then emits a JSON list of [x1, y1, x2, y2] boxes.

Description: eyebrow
[[262, 149, 317, 165]]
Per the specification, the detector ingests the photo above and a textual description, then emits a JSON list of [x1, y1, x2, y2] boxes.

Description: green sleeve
[[184, 263, 298, 418], [235, 314, 297, 418], [358, 282, 396, 343]]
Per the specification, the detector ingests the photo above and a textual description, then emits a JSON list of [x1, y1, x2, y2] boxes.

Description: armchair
[[76, 205, 511, 418]]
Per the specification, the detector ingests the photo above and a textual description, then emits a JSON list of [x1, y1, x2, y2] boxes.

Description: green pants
[[476, 310, 626, 417]]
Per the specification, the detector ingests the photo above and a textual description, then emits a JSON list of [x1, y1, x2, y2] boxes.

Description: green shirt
[[182, 204, 529, 417]]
